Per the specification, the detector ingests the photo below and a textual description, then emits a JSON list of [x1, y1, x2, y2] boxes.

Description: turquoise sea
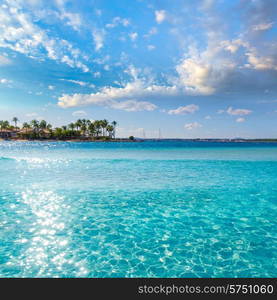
[[0, 140, 276, 277]]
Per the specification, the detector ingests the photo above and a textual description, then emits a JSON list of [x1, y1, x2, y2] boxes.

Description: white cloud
[[48, 85, 55, 90], [93, 72, 101, 78], [176, 58, 217, 95], [184, 122, 202, 130], [147, 45, 155, 51], [0, 78, 12, 84], [155, 10, 166, 24], [58, 76, 177, 109], [72, 110, 87, 117], [252, 22, 274, 31], [227, 107, 252, 116], [0, 2, 89, 72], [92, 29, 106, 51], [220, 39, 248, 53], [106, 17, 130, 28], [109, 100, 157, 112], [59, 11, 81, 31], [129, 32, 138, 41], [168, 104, 199, 115], [59, 93, 157, 112], [103, 65, 110, 71], [0, 54, 11, 65], [57, 66, 164, 111], [236, 117, 245, 123], [245, 50, 277, 71], [60, 79, 92, 87]]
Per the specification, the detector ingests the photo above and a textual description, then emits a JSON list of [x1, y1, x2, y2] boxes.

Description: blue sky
[[0, 0, 276, 138]]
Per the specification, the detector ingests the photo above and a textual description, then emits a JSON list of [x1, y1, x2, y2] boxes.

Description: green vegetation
[[0, 118, 121, 141]]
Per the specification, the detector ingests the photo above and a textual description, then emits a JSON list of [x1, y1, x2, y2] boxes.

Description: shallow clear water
[[0, 140, 276, 277]]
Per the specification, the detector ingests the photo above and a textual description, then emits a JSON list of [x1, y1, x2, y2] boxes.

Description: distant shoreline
[[0, 138, 140, 143], [1, 138, 277, 143]]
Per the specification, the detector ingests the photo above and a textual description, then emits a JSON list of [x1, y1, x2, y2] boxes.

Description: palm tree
[[106, 125, 114, 138], [75, 119, 82, 131], [81, 125, 87, 135], [30, 119, 39, 137], [101, 119, 108, 136], [46, 123, 52, 131], [88, 122, 96, 137], [68, 123, 75, 131], [12, 117, 19, 128], [68, 123, 75, 137], [0, 118, 118, 140], [22, 122, 31, 134], [39, 120, 47, 130], [93, 120, 101, 137], [86, 119, 91, 131], [46, 123, 53, 137], [54, 127, 63, 139], [2, 120, 9, 130], [111, 121, 117, 138], [30, 119, 39, 129]]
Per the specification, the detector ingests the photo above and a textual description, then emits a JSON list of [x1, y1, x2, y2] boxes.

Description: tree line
[[0, 117, 118, 140]]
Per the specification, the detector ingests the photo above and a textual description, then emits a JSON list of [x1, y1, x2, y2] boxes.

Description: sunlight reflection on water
[[7, 188, 88, 277]]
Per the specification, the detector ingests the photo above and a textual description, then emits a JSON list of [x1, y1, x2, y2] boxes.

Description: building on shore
[[0, 129, 18, 139]]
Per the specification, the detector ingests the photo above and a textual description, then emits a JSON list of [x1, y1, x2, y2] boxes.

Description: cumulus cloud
[[168, 104, 199, 115], [129, 32, 138, 41], [92, 29, 106, 51], [59, 12, 82, 31], [245, 50, 277, 71], [176, 58, 221, 95], [226, 107, 252, 116], [170, 0, 277, 96], [155, 10, 166, 24], [184, 122, 202, 130], [57, 69, 177, 109], [59, 93, 157, 112], [57, 65, 179, 109], [236, 117, 245, 123], [174, 32, 276, 96], [220, 39, 248, 53]]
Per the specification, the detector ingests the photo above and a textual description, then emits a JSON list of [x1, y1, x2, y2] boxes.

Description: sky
[[0, 0, 276, 138]]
